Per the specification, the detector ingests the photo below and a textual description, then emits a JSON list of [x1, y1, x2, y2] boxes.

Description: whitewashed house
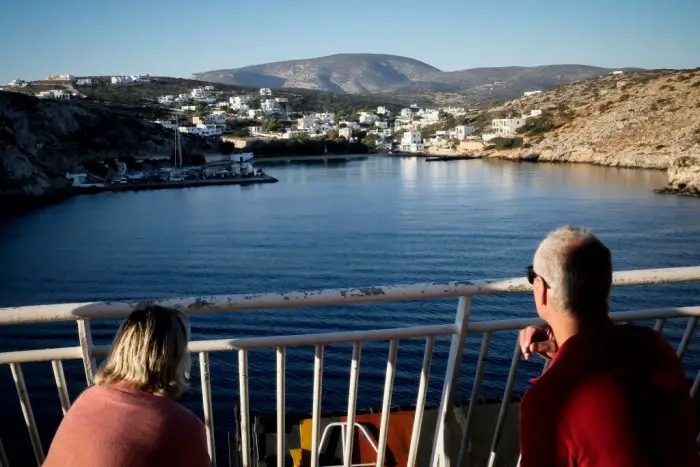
[[259, 88, 272, 96], [191, 88, 207, 99], [158, 95, 175, 105], [529, 109, 543, 117], [36, 90, 70, 100], [358, 112, 378, 125], [204, 85, 215, 91], [523, 90, 542, 97], [76, 78, 93, 86], [375, 121, 388, 130], [154, 120, 176, 129], [420, 109, 441, 122], [491, 117, 527, 137], [453, 125, 476, 140], [229, 96, 251, 109], [339, 128, 353, 139], [298, 116, 316, 130], [181, 105, 196, 111], [376, 106, 389, 115], [193, 114, 227, 125], [401, 131, 424, 152], [261, 99, 279, 113], [400, 108, 416, 119], [8, 79, 26, 87], [610, 70, 624, 75], [314, 112, 334, 124]]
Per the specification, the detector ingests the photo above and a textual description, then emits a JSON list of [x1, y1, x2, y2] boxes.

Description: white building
[[204, 85, 215, 91], [154, 119, 176, 129], [8, 79, 26, 87], [523, 90, 542, 97], [400, 108, 416, 119], [261, 99, 280, 114], [453, 125, 476, 140], [36, 89, 70, 100], [420, 109, 440, 122], [611, 70, 624, 75], [229, 96, 251, 109], [491, 117, 527, 137], [76, 78, 93, 86], [193, 114, 227, 125], [259, 88, 272, 96], [179, 124, 223, 137], [158, 95, 174, 105], [298, 116, 316, 130], [180, 105, 196, 111], [358, 112, 378, 125], [375, 121, 388, 130], [248, 110, 259, 119], [529, 109, 543, 117], [314, 112, 334, 124], [401, 131, 424, 152], [191, 88, 207, 98], [339, 128, 353, 139], [376, 106, 389, 115]]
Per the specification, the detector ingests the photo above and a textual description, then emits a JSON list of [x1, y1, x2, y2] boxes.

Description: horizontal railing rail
[[1, 267, 700, 467], [1, 267, 699, 325]]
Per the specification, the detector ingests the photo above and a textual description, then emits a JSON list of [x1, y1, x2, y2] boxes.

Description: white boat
[[229, 152, 254, 163]]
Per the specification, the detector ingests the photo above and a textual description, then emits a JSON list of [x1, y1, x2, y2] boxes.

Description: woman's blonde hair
[[95, 304, 191, 398]]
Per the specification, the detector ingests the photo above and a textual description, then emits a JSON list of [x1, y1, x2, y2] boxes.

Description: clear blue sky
[[1, 0, 699, 83]]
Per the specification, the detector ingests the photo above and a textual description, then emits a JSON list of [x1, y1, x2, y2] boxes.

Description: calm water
[[2, 156, 700, 461]]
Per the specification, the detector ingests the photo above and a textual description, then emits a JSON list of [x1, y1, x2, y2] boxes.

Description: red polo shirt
[[519, 321, 698, 467]]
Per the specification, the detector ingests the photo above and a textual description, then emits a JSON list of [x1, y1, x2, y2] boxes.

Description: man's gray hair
[[533, 226, 613, 317]]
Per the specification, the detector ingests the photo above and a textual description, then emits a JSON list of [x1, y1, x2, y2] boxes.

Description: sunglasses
[[526, 265, 550, 289]]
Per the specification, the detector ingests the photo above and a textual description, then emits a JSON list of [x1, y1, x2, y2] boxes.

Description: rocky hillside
[[474, 68, 700, 193], [194, 54, 627, 104], [194, 54, 441, 93], [0, 91, 205, 211]]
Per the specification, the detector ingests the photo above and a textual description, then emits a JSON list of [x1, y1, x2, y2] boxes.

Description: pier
[[69, 174, 278, 195]]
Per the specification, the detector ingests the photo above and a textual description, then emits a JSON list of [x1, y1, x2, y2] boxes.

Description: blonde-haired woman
[[44, 305, 210, 467]]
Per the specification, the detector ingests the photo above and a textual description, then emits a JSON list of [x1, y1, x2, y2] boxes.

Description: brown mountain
[[193, 53, 633, 104]]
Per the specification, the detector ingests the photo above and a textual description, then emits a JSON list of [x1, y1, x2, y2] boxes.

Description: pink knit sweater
[[44, 382, 210, 467]]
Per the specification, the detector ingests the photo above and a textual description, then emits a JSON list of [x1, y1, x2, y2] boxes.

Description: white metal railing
[[0, 267, 699, 467]]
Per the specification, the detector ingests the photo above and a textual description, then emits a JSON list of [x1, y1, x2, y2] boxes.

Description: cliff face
[[0, 91, 202, 208], [477, 69, 700, 191]]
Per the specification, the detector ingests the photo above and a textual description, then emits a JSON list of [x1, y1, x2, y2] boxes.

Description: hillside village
[[3, 67, 700, 195], [2, 72, 551, 155]]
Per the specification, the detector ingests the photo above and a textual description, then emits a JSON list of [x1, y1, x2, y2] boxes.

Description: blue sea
[[2, 156, 700, 463]]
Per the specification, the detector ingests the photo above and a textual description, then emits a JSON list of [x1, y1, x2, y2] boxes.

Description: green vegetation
[[362, 133, 378, 148], [262, 117, 281, 133], [516, 114, 554, 136]]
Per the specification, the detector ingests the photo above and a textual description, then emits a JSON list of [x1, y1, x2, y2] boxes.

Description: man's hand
[[519, 324, 557, 360]]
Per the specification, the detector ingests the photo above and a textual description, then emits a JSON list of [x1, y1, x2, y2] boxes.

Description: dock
[[70, 175, 278, 195]]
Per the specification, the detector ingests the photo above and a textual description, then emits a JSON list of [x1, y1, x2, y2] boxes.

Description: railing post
[[77, 319, 96, 385], [310, 345, 324, 467], [343, 342, 362, 467], [677, 316, 697, 360], [430, 296, 472, 467], [10, 363, 44, 466], [51, 360, 71, 415], [238, 350, 251, 467], [276, 347, 286, 467], [487, 341, 521, 467], [199, 352, 216, 467], [457, 331, 492, 466], [407, 336, 435, 467], [376, 338, 399, 467]]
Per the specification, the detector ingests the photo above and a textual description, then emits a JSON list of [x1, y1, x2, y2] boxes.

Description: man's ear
[[538, 277, 548, 307]]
